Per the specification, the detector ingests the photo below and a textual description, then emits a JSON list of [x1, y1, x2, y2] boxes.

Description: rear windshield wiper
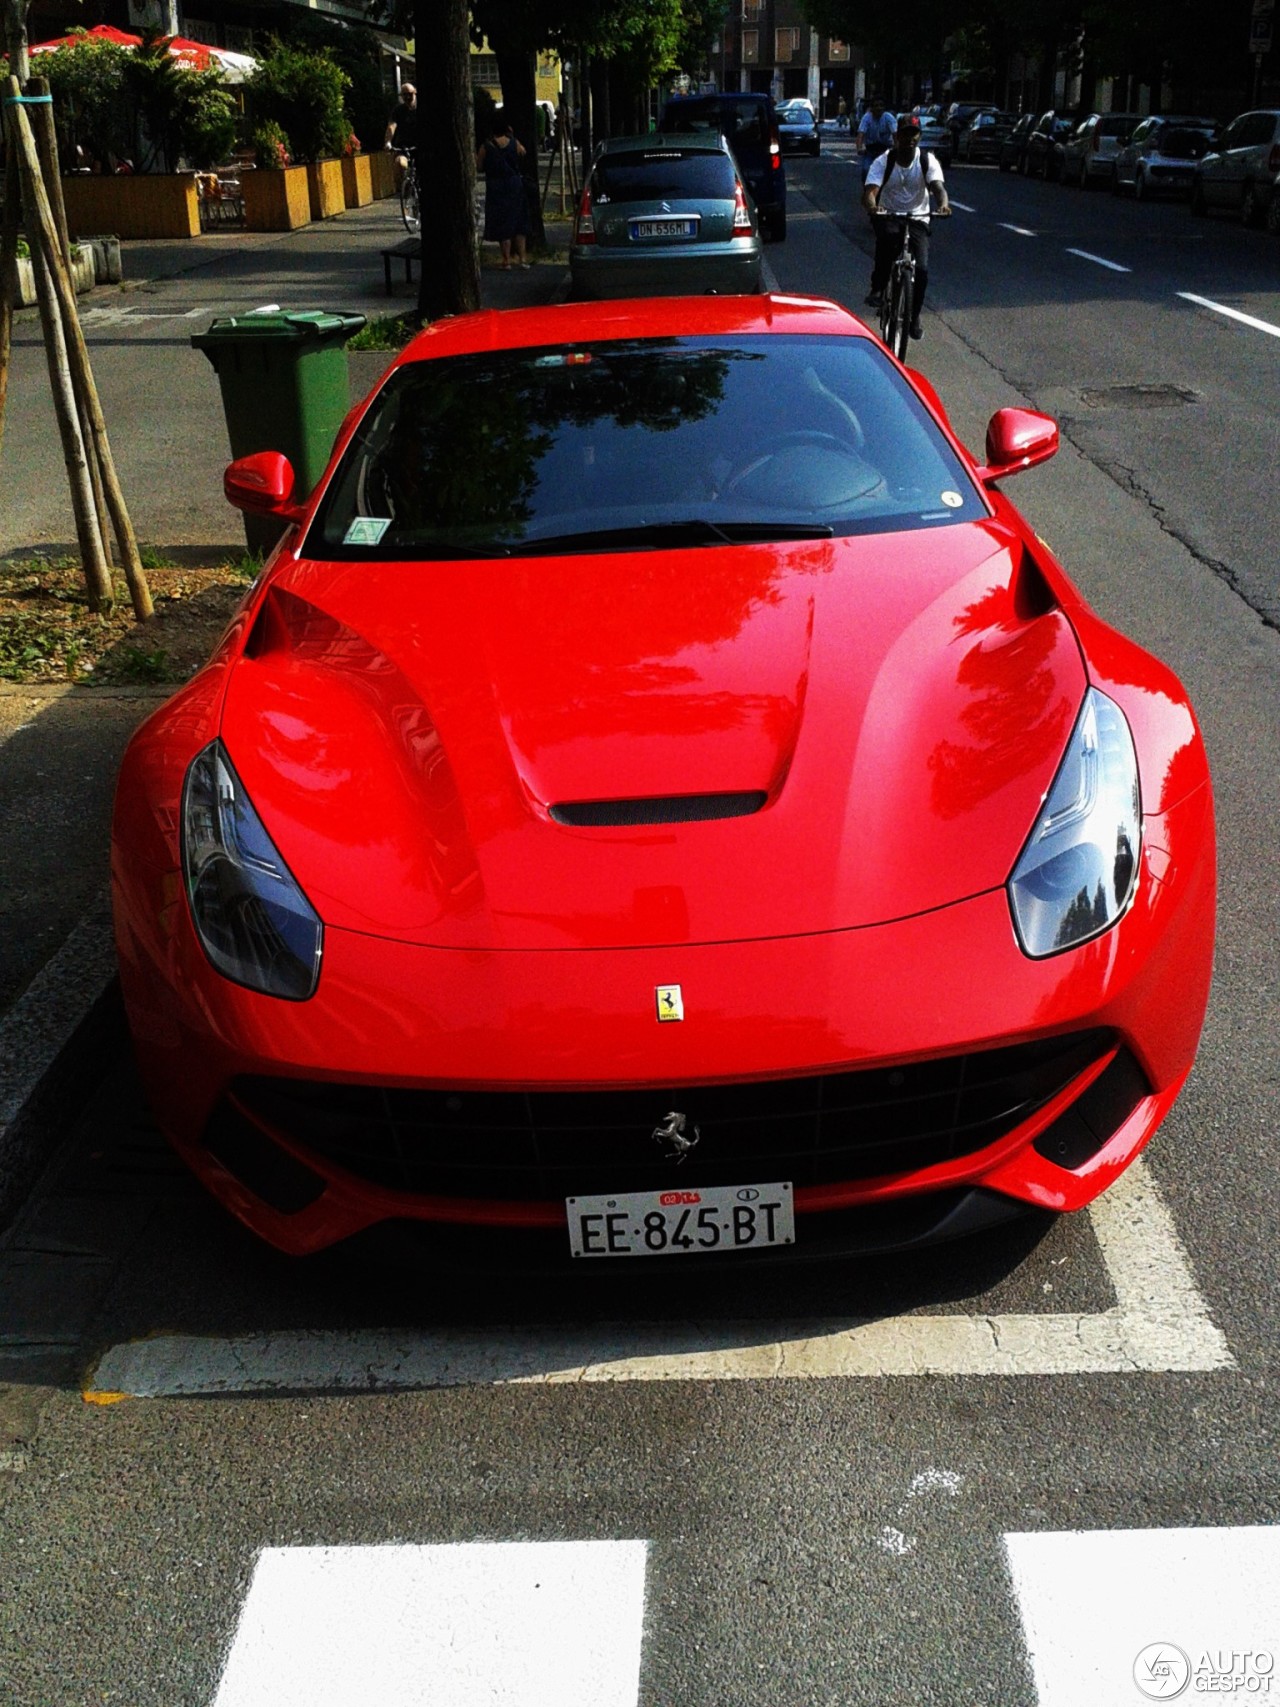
[[507, 519, 835, 555]]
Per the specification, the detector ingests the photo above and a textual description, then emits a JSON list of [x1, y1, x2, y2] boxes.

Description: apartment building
[[710, 0, 860, 118]]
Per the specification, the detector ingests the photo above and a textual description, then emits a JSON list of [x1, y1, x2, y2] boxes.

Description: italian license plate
[[567, 1182, 793, 1258], [631, 217, 698, 240]]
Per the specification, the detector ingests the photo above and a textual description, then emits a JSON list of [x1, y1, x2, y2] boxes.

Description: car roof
[[597, 132, 730, 157], [665, 91, 771, 105], [397, 295, 868, 367]]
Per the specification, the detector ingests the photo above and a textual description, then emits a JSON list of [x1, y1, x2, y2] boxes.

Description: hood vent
[[550, 791, 767, 828]]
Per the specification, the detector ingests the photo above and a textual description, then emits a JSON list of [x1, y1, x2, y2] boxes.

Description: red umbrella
[[30, 23, 142, 51]]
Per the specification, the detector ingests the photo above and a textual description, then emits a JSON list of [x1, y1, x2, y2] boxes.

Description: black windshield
[[309, 334, 988, 562]]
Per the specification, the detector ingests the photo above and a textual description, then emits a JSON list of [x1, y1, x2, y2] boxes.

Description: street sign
[[1249, 0, 1273, 54]]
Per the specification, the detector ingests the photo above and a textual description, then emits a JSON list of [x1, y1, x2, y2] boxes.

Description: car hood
[[221, 523, 1085, 949]]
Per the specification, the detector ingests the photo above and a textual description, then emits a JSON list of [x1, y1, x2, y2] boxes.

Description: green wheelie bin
[[192, 309, 366, 555]]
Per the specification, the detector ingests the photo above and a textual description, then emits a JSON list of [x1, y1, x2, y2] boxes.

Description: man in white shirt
[[861, 113, 951, 339]]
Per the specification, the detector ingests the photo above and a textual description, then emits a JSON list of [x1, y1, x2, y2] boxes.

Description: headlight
[[181, 739, 323, 1000], [1008, 688, 1141, 958]]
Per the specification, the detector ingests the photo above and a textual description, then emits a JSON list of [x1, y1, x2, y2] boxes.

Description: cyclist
[[862, 113, 951, 340], [856, 95, 896, 183], [384, 82, 418, 186]]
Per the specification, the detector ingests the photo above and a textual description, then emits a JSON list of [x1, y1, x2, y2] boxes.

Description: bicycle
[[399, 148, 420, 235], [873, 210, 927, 362], [871, 206, 950, 361]]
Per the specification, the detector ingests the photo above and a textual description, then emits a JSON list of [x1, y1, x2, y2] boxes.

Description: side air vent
[[549, 791, 767, 827]]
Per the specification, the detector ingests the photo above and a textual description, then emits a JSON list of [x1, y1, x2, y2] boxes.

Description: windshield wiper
[[507, 519, 835, 555]]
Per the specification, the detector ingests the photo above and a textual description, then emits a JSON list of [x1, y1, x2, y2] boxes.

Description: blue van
[[658, 92, 787, 240]]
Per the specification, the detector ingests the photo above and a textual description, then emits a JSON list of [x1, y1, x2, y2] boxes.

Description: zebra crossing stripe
[[1004, 1526, 1280, 1705], [213, 1540, 648, 1706]]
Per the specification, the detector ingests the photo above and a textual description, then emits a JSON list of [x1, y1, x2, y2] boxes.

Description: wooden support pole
[[5, 94, 112, 606], [0, 146, 19, 464], [7, 78, 152, 620]]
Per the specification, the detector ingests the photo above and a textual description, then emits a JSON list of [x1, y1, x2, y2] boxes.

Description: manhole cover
[[1078, 384, 1199, 409]]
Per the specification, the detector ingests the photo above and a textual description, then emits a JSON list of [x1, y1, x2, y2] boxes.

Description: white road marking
[[949, 200, 977, 212], [1063, 247, 1131, 273], [999, 223, 1037, 236], [81, 307, 204, 325], [1177, 291, 1280, 339], [85, 1158, 1232, 1395], [1005, 1526, 1280, 1707], [214, 1540, 647, 1707]]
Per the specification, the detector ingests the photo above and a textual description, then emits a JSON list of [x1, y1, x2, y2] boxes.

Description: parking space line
[[1177, 291, 1280, 339], [84, 1158, 1232, 1397], [1064, 248, 1131, 273], [999, 223, 1037, 236], [214, 1541, 648, 1707], [1005, 1527, 1280, 1706]]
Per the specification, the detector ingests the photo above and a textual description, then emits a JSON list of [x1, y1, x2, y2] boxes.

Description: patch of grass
[[348, 314, 417, 352], [113, 646, 170, 683], [0, 612, 94, 683], [137, 545, 179, 570], [218, 550, 265, 581]]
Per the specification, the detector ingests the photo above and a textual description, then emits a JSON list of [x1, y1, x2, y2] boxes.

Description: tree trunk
[[416, 0, 480, 323], [590, 56, 611, 146]]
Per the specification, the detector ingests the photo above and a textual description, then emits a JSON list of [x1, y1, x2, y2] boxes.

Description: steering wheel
[[724, 430, 865, 494]]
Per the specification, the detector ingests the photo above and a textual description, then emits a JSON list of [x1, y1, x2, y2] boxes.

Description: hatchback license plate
[[630, 217, 698, 240], [567, 1182, 793, 1258]]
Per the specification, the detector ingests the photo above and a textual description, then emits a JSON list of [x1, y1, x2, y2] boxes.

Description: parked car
[[957, 110, 1015, 165], [1060, 112, 1139, 187], [917, 111, 953, 167], [1191, 108, 1280, 226], [947, 103, 1000, 148], [1023, 110, 1074, 179], [115, 292, 1215, 1262], [658, 90, 786, 240], [569, 134, 763, 300], [776, 100, 820, 157], [1113, 117, 1217, 200], [998, 112, 1038, 173]]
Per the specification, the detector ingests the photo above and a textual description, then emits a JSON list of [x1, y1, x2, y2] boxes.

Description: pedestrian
[[384, 82, 418, 185], [856, 94, 897, 184], [837, 96, 848, 131], [477, 117, 531, 269]]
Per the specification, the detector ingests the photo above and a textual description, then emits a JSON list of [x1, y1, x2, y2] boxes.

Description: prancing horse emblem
[[652, 1111, 700, 1164]]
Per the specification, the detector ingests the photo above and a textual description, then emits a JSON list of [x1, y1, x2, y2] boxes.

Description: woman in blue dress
[[477, 118, 531, 268]]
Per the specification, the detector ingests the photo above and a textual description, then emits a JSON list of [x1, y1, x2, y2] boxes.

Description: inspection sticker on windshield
[[940, 490, 964, 508], [344, 517, 390, 545]]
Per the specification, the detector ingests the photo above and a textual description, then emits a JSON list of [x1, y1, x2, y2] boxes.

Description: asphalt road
[[1, 153, 1279, 1706]]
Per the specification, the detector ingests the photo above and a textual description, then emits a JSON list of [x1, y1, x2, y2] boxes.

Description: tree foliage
[[246, 41, 352, 163]]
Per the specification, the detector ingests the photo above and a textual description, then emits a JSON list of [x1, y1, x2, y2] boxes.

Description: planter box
[[10, 249, 91, 302], [307, 158, 345, 220], [369, 150, 398, 200], [242, 166, 311, 232], [61, 172, 199, 240], [341, 153, 373, 209], [80, 235, 123, 284]]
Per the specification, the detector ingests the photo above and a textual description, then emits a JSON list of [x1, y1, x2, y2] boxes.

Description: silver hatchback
[[569, 134, 764, 300]]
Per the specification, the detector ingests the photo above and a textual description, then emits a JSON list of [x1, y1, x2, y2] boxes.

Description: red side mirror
[[224, 451, 307, 523], [975, 408, 1059, 484]]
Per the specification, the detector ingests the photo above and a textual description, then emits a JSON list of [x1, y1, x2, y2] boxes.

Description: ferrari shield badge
[[655, 985, 684, 1022]]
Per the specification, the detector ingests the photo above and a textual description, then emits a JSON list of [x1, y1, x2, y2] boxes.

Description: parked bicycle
[[400, 148, 420, 235]]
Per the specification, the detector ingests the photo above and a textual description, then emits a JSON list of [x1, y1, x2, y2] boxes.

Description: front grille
[[226, 1031, 1113, 1204]]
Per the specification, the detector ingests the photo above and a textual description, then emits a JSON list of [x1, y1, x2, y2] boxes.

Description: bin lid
[[192, 310, 366, 347]]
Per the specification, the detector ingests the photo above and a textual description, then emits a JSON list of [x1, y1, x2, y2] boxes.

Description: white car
[[1113, 117, 1216, 200], [1060, 113, 1139, 187]]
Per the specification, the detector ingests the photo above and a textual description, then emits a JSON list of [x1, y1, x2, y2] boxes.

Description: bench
[[380, 237, 421, 295]]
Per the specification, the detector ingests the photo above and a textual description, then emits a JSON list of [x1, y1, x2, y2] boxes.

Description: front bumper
[[115, 784, 1213, 1256]]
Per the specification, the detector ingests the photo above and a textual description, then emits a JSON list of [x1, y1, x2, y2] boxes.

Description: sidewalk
[[0, 197, 572, 1223]]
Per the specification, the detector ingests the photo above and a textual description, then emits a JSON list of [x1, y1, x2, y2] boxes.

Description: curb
[[0, 896, 122, 1233]]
